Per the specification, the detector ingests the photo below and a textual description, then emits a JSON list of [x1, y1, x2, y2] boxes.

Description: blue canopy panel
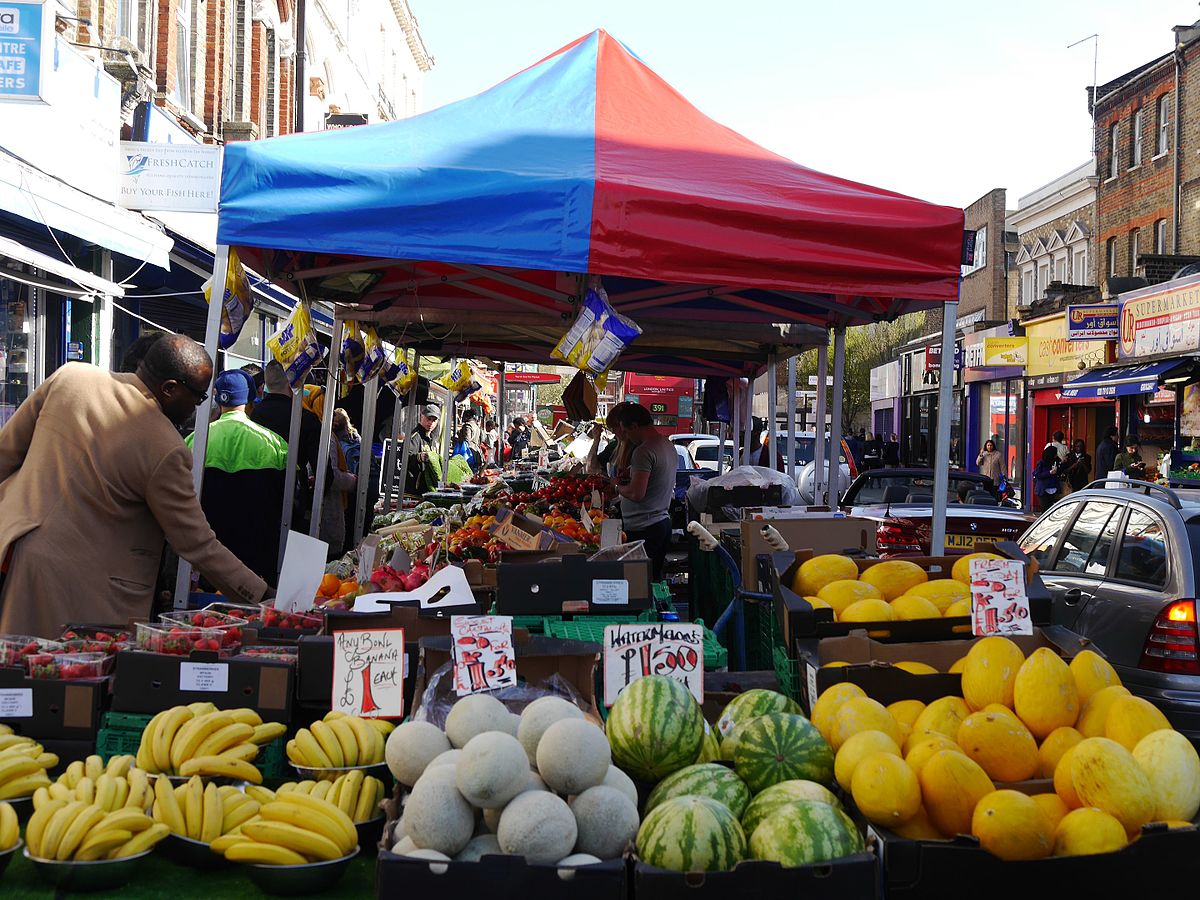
[[1059, 360, 1186, 399]]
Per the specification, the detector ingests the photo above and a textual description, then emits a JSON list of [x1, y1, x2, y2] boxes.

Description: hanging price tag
[[603, 622, 704, 706], [452, 616, 517, 696], [969, 558, 1031, 636]]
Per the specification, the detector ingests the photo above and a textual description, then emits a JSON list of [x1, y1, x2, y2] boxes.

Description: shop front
[[962, 326, 1025, 499], [869, 358, 900, 442], [899, 345, 964, 467]]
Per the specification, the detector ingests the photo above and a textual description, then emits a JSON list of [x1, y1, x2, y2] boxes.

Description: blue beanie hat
[[214, 369, 253, 407]]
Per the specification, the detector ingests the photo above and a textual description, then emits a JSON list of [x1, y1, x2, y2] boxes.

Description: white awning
[[0, 234, 125, 298], [0, 152, 173, 270]]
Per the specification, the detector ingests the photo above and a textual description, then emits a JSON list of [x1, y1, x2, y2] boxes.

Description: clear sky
[[412, 0, 1198, 211]]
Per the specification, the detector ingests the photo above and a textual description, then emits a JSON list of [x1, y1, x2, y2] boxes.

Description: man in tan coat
[[0, 335, 269, 637]]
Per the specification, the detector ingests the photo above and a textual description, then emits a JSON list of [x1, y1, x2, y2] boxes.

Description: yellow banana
[[35, 753, 58, 769], [33, 785, 52, 811], [126, 769, 149, 809], [136, 714, 160, 773], [106, 755, 134, 779], [222, 798, 260, 833], [0, 772, 50, 800], [48, 781, 72, 801], [251, 722, 286, 745], [201, 782, 223, 843], [153, 774, 186, 835], [354, 777, 382, 823], [187, 702, 217, 717], [0, 800, 18, 849], [39, 800, 88, 858], [242, 819, 344, 861], [337, 769, 363, 819], [274, 782, 297, 795], [293, 728, 332, 769], [177, 756, 262, 784], [152, 706, 193, 772], [174, 781, 187, 802], [96, 807, 154, 834], [56, 803, 107, 860], [84, 755, 104, 782], [210, 833, 252, 854], [197, 722, 255, 759], [94, 774, 116, 812], [244, 785, 276, 805], [310, 721, 344, 768], [310, 781, 332, 801], [326, 718, 359, 767], [0, 724, 11, 735], [225, 840, 308, 865], [0, 753, 43, 784], [110, 821, 168, 859], [112, 776, 129, 810], [217, 784, 242, 801], [173, 712, 233, 771], [262, 795, 356, 855], [74, 776, 95, 805], [219, 742, 259, 764], [322, 710, 347, 721], [75, 828, 133, 860], [184, 776, 204, 840], [26, 798, 69, 857], [229, 709, 263, 727], [344, 716, 377, 765], [0, 734, 34, 751], [63, 760, 85, 790], [366, 718, 396, 737]]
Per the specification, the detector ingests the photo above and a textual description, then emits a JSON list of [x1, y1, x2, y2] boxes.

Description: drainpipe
[[294, 0, 306, 132], [1173, 41, 1183, 252]]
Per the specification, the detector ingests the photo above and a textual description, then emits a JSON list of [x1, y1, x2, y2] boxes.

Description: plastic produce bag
[[266, 302, 323, 389], [587, 540, 647, 562], [552, 279, 641, 380], [203, 248, 253, 350], [413, 662, 593, 730], [686, 465, 801, 513], [386, 351, 417, 396], [439, 360, 481, 404], [340, 321, 366, 386], [357, 324, 387, 382]]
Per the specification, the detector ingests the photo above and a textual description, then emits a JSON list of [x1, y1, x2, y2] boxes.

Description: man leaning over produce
[[0, 335, 271, 637]]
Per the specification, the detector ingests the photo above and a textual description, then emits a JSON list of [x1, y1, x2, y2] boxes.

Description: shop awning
[[0, 234, 125, 298], [1059, 360, 1188, 399]]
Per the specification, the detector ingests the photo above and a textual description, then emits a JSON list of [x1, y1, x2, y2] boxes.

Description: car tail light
[[877, 522, 922, 554], [1140, 600, 1200, 675]]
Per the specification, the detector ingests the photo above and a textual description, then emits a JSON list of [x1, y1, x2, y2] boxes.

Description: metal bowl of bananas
[[241, 845, 360, 895], [0, 839, 23, 880], [285, 714, 394, 786], [23, 846, 157, 891]]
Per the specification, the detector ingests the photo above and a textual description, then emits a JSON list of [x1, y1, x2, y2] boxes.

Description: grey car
[[1017, 478, 1200, 738]]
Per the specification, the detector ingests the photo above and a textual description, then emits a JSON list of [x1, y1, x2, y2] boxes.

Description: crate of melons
[[819, 635, 1200, 898]]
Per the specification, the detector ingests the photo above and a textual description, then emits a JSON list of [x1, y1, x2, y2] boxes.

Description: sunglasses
[[146, 363, 209, 404]]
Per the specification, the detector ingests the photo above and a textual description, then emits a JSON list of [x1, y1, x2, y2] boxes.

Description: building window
[[1037, 261, 1051, 293], [1054, 254, 1067, 283], [1155, 218, 1168, 254], [1158, 94, 1170, 155], [175, 0, 191, 112], [1022, 268, 1034, 303], [963, 226, 987, 275], [1107, 237, 1118, 276], [1108, 123, 1119, 179], [1131, 109, 1143, 166], [116, 0, 135, 41], [1130, 229, 1140, 275], [1072, 246, 1087, 285]]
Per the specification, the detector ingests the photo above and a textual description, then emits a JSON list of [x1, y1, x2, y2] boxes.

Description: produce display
[[276, 773, 386, 823], [25, 800, 168, 861], [210, 792, 358, 865], [135, 703, 286, 780], [286, 712, 393, 769], [0, 800, 17, 852], [37, 755, 151, 813], [0, 635, 64, 667], [0, 731, 58, 800], [818, 637, 1200, 860], [151, 776, 260, 843]]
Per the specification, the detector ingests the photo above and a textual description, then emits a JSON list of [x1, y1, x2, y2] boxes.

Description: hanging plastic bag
[[339, 321, 366, 385], [202, 248, 253, 350], [439, 360, 481, 404], [266, 302, 323, 389], [552, 278, 641, 380], [357, 324, 387, 382], [387, 351, 417, 397]]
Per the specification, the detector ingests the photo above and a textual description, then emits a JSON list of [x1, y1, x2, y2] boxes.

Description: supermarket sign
[[1067, 304, 1119, 342], [1118, 275, 1200, 359], [0, 0, 52, 102]]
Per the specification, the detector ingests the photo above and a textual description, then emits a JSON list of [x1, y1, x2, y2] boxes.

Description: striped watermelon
[[637, 796, 747, 872], [717, 689, 802, 740], [741, 780, 841, 835], [644, 763, 752, 818], [695, 724, 721, 764], [733, 713, 834, 793], [748, 800, 863, 866], [607, 675, 704, 783]]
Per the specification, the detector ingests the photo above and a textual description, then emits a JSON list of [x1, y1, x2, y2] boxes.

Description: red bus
[[622, 375, 697, 433]]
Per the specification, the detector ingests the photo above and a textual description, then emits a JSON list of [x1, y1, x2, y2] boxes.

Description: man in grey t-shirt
[[611, 402, 675, 580]]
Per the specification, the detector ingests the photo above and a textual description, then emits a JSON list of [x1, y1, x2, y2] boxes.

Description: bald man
[[0, 336, 270, 636]]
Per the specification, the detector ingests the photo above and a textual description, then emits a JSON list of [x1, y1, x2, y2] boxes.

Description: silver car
[[1017, 478, 1200, 738]]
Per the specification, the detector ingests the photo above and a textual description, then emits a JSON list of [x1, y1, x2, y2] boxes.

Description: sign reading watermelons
[[451, 615, 516, 696], [331, 627, 405, 719], [969, 558, 1031, 636], [603, 623, 704, 706]]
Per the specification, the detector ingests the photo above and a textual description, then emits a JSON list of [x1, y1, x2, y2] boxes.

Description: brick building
[[1010, 160, 1097, 308]]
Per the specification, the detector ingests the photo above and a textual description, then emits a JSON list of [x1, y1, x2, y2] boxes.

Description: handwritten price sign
[[451, 616, 517, 696], [603, 623, 704, 706], [969, 558, 1032, 636], [331, 627, 405, 719]]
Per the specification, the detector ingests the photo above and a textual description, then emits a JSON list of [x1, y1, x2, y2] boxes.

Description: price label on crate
[[969, 558, 1032, 636], [0, 689, 32, 718], [331, 627, 406, 718], [451, 616, 516, 696], [603, 622, 704, 706], [180, 663, 229, 693]]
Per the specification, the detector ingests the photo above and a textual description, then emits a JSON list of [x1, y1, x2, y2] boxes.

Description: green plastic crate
[[651, 581, 672, 611], [102, 711, 153, 731], [96, 726, 143, 762], [773, 645, 803, 707], [696, 619, 728, 671]]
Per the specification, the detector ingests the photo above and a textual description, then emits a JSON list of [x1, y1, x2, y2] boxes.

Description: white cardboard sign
[[451, 616, 516, 696], [0, 689, 33, 718], [331, 627, 406, 718], [275, 530, 329, 613], [603, 622, 704, 706], [179, 662, 229, 693], [969, 558, 1032, 636]]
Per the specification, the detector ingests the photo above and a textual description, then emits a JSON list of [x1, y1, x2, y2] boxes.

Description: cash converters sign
[[982, 337, 1027, 367], [0, 0, 52, 102]]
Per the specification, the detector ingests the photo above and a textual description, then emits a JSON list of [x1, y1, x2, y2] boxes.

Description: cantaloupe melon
[[1132, 729, 1200, 822], [817, 580, 882, 615], [891, 595, 941, 621], [557, 853, 602, 866], [445, 694, 513, 748], [904, 733, 963, 777], [1038, 727, 1083, 779], [404, 772, 475, 856], [892, 661, 939, 675], [1076, 684, 1131, 737], [971, 790, 1053, 860], [887, 699, 926, 743], [859, 559, 928, 601], [920, 750, 995, 838], [426, 749, 462, 771], [456, 731, 531, 809], [1031, 793, 1070, 832], [536, 719, 611, 795], [834, 730, 901, 791], [903, 579, 969, 612], [794, 554, 860, 596], [1054, 743, 1083, 809], [498, 791, 578, 865], [386, 721, 452, 786], [570, 785, 640, 860], [910, 696, 971, 744], [952, 552, 1004, 584], [839, 598, 894, 623], [1053, 807, 1127, 857], [830, 697, 902, 750], [893, 805, 944, 840], [961, 637, 1025, 711], [392, 835, 417, 855], [454, 834, 503, 861], [811, 683, 866, 742], [1013, 648, 1080, 740], [517, 696, 586, 764], [1070, 737, 1156, 835], [956, 709, 1039, 782], [600, 766, 639, 810]]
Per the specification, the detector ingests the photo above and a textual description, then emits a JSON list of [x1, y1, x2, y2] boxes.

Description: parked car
[[784, 433, 857, 504], [671, 444, 715, 530], [842, 468, 1032, 556], [1016, 478, 1200, 738], [688, 439, 736, 472], [669, 432, 712, 447]]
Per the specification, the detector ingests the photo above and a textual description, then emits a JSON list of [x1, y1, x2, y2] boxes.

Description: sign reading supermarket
[[1118, 274, 1200, 359]]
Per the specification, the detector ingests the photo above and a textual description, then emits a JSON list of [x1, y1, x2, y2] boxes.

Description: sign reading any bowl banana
[[286, 711, 394, 770], [135, 702, 286, 780]]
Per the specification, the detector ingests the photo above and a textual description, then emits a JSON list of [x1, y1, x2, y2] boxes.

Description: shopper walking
[[882, 433, 901, 468], [508, 416, 532, 461], [1064, 439, 1092, 493], [405, 403, 442, 495], [1046, 430, 1069, 463], [1095, 426, 1119, 478], [862, 432, 882, 470], [0, 336, 270, 636], [1032, 446, 1062, 513], [609, 403, 675, 581], [975, 439, 1003, 485], [455, 407, 482, 471]]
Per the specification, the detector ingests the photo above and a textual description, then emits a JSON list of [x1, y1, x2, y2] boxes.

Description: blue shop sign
[[1066, 304, 1119, 342], [0, 0, 52, 102]]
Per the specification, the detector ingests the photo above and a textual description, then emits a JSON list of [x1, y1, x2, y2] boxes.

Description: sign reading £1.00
[[1118, 278, 1200, 359], [982, 337, 1027, 367], [0, 0, 52, 102], [603, 622, 704, 706]]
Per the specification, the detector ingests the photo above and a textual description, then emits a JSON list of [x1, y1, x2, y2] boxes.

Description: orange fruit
[[319, 574, 341, 597]]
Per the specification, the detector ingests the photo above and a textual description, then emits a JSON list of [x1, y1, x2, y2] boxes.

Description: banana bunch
[[277, 770, 384, 823], [0, 801, 18, 851], [151, 775, 262, 843], [0, 724, 11, 736], [286, 711, 392, 769], [212, 792, 358, 865], [36, 755, 153, 814], [137, 702, 284, 782], [0, 734, 59, 800], [26, 799, 168, 861]]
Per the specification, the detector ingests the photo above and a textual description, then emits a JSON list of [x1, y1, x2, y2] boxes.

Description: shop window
[[963, 226, 987, 275], [1108, 123, 1119, 179], [1114, 508, 1167, 587], [1072, 246, 1087, 284], [1054, 502, 1119, 575], [1037, 261, 1050, 292], [1021, 268, 1034, 303], [1053, 254, 1067, 283], [115, 0, 135, 41], [0, 276, 34, 428], [1131, 109, 1143, 166], [1155, 219, 1168, 254], [1107, 237, 1118, 277], [174, 0, 192, 112], [1130, 229, 1140, 275], [1158, 94, 1170, 155]]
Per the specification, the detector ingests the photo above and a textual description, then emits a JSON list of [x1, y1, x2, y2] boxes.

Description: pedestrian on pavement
[[185, 370, 288, 584], [1113, 435, 1148, 480], [299, 386, 357, 555], [1046, 430, 1069, 463], [1032, 445, 1062, 513], [1064, 438, 1092, 493], [846, 430, 864, 468], [509, 416, 531, 461], [251, 360, 321, 532], [482, 418, 499, 464], [976, 439, 1003, 485], [882, 433, 901, 467], [0, 336, 271, 636], [608, 402, 675, 581], [862, 432, 882, 470], [1095, 426, 1120, 478]]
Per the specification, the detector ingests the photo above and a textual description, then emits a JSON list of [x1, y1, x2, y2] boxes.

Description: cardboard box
[[488, 507, 571, 551], [295, 635, 419, 713], [739, 516, 877, 579], [701, 483, 784, 521], [0, 666, 107, 741], [323, 599, 484, 637], [796, 625, 1096, 711], [632, 853, 878, 900], [496, 555, 651, 616], [110, 649, 293, 722]]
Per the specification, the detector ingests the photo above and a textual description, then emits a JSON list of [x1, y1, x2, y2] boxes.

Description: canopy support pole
[[829, 327, 846, 511], [498, 364, 506, 464], [441, 387, 453, 487], [354, 374, 380, 538], [931, 301, 959, 555], [381, 387, 403, 511], [813, 344, 828, 505], [715, 421, 726, 475], [173, 243, 229, 609], [787, 357, 797, 483], [278, 389, 302, 576], [731, 383, 741, 472], [742, 379, 754, 466], [310, 315, 344, 538], [767, 353, 778, 470], [397, 354, 421, 498]]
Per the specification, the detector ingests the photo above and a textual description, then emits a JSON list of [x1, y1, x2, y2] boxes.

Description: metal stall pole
[[742, 379, 755, 466], [353, 373, 380, 538], [731, 384, 741, 473], [766, 353, 778, 470], [396, 354, 421, 499], [786, 356, 797, 483], [930, 301, 959, 555], [441, 388, 453, 488], [715, 422, 726, 475], [277, 388, 303, 575], [174, 244, 231, 608], [828, 327, 846, 511], [813, 344, 828, 506], [310, 316, 345, 538], [381, 384, 403, 512], [497, 364, 506, 464]]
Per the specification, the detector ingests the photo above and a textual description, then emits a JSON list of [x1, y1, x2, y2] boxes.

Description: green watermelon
[[717, 689, 802, 740], [607, 676, 704, 783], [695, 723, 721, 764], [748, 800, 863, 866], [732, 713, 834, 793], [637, 796, 747, 872], [719, 716, 762, 761], [741, 780, 841, 836], [644, 763, 752, 818]]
